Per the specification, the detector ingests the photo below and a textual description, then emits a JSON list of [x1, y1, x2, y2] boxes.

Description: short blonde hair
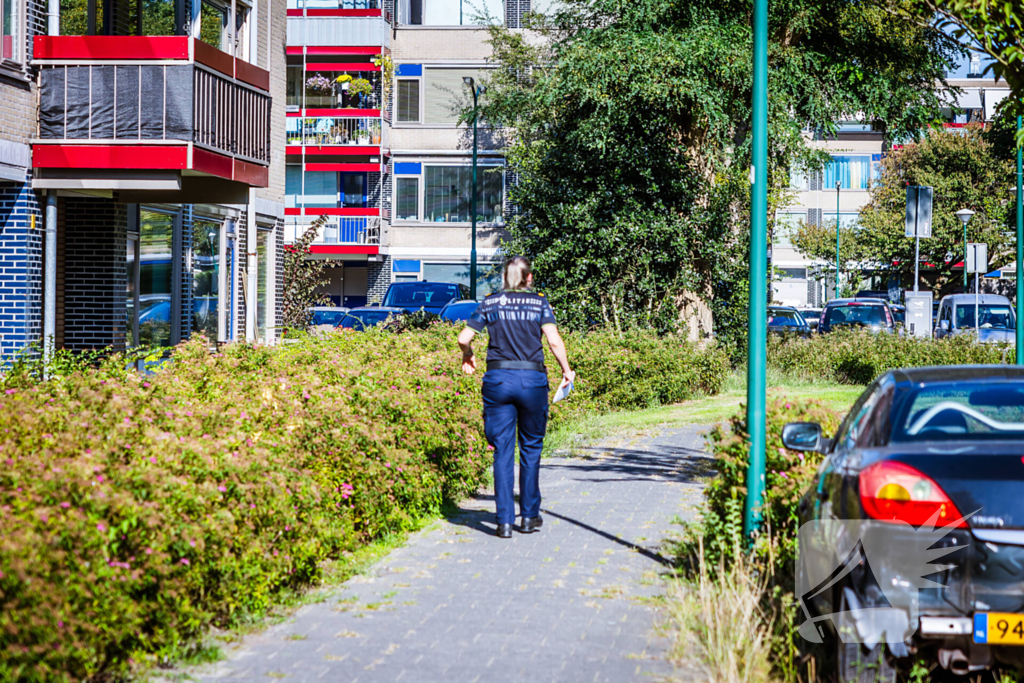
[[502, 256, 533, 290]]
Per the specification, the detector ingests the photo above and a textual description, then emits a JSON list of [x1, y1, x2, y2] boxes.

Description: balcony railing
[[286, 117, 384, 147], [287, 16, 391, 48], [34, 37, 271, 166], [286, 216, 381, 244]]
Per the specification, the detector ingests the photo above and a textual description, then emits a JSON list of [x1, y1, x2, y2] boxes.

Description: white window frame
[[395, 76, 423, 124], [394, 65, 493, 128], [0, 0, 24, 68], [393, 162, 506, 226]]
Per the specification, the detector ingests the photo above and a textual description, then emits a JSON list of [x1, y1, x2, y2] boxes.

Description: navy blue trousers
[[482, 369, 549, 524]]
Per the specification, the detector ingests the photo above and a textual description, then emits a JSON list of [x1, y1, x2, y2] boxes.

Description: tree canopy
[[477, 0, 962, 343]]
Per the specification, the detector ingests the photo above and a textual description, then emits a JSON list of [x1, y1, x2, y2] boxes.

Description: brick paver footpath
[[188, 425, 711, 683]]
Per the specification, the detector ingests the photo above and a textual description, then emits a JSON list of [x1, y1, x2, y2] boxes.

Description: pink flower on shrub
[[150, 457, 157, 464], [189, 540, 196, 548], [4, 389, 15, 395], [57, 620, 63, 628], [39, 511, 49, 523], [60, 502, 70, 508], [180, 558, 190, 565], [96, 475, 104, 483], [785, 403, 792, 409], [218, 485, 227, 492], [487, 445, 495, 451], [780, 472, 789, 479], [96, 523, 106, 532], [145, 548, 153, 555], [143, 382, 151, 388]]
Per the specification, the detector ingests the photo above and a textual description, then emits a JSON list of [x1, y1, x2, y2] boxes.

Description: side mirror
[[782, 422, 824, 452], [939, 320, 950, 331]]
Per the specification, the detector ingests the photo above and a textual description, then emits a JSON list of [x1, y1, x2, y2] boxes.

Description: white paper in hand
[[552, 380, 573, 403]]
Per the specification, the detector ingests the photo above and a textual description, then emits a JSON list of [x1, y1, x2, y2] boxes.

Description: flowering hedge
[[0, 325, 727, 680]]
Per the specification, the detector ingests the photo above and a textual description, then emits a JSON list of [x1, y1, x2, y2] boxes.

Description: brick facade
[[367, 256, 392, 303], [59, 197, 128, 352], [0, 179, 43, 358]]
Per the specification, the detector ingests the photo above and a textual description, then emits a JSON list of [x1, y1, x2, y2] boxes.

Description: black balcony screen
[[39, 64, 194, 141]]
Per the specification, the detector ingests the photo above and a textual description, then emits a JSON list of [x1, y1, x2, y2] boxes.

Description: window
[[193, 218, 220, 346], [422, 262, 500, 295], [2, 0, 17, 61], [341, 174, 365, 208], [397, 79, 421, 122], [774, 212, 802, 248], [823, 155, 871, 190], [424, 165, 503, 223], [287, 67, 303, 109], [778, 268, 807, 280], [398, 0, 503, 25], [824, 212, 859, 229], [199, 0, 228, 51], [256, 230, 268, 340], [126, 237, 137, 346], [424, 68, 486, 124], [139, 209, 174, 348], [396, 177, 419, 220], [286, 166, 339, 208]]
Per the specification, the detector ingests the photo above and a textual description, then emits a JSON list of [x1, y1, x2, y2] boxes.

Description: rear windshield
[[384, 284, 459, 307], [768, 309, 804, 327], [825, 304, 889, 327], [311, 310, 345, 325], [892, 381, 1024, 442], [442, 302, 479, 319], [340, 310, 397, 329], [955, 304, 1016, 330]]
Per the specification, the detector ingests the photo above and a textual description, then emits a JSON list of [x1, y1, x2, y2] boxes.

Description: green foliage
[[282, 217, 331, 330], [477, 0, 962, 338], [0, 329, 489, 680], [856, 126, 1014, 295], [682, 397, 842, 578], [767, 328, 1012, 385], [792, 221, 870, 274]]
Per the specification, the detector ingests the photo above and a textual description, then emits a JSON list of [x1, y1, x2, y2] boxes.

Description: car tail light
[[859, 461, 967, 528]]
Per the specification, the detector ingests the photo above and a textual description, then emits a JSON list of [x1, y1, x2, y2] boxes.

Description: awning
[[999, 261, 1018, 278], [985, 89, 1011, 121], [954, 88, 983, 110]]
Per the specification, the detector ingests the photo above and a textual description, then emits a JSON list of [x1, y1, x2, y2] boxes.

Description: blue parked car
[[337, 307, 407, 331], [438, 299, 480, 323], [382, 282, 469, 315]]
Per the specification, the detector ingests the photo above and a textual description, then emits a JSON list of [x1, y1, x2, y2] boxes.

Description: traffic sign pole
[[742, 0, 768, 539]]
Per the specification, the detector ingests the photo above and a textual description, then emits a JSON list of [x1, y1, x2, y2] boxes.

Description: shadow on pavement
[[539, 508, 674, 567]]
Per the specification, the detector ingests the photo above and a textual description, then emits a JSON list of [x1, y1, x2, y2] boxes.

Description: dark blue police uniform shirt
[[466, 290, 557, 365]]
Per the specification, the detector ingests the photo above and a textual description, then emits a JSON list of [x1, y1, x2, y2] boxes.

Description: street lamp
[[463, 76, 486, 300], [835, 181, 841, 299], [955, 208, 975, 291]]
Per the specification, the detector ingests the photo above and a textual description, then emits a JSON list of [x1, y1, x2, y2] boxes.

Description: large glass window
[[422, 262, 500, 295], [396, 177, 419, 220], [286, 166, 339, 208], [341, 174, 365, 208], [141, 0, 176, 34], [193, 218, 220, 345], [287, 66, 303, 109], [256, 231, 268, 341], [824, 212, 860, 229], [424, 165, 503, 223], [126, 237, 137, 347], [139, 209, 174, 348], [199, 0, 228, 50], [823, 155, 871, 190], [397, 80, 420, 122], [399, 0, 502, 25], [774, 212, 802, 248], [2, 0, 18, 60]]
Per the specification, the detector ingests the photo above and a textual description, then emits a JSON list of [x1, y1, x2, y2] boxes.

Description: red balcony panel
[[304, 62, 381, 71], [236, 58, 271, 91], [33, 144, 189, 169], [300, 146, 381, 155], [193, 38, 235, 80], [311, 8, 384, 16], [305, 163, 379, 172], [33, 35, 189, 60], [307, 46, 385, 55], [286, 146, 304, 155], [285, 208, 381, 216], [304, 108, 381, 117], [287, 46, 305, 55], [309, 245, 379, 255], [234, 159, 270, 187]]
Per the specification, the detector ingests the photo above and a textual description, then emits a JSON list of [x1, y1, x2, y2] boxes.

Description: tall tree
[[856, 125, 1013, 296], [476, 0, 962, 343]]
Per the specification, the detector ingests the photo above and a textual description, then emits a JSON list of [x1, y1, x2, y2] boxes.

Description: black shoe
[[496, 523, 513, 538], [520, 516, 543, 533]]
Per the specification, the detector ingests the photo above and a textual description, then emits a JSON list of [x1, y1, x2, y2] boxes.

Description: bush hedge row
[[766, 329, 1014, 385], [0, 325, 727, 681]]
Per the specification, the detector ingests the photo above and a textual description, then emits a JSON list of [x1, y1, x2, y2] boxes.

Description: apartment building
[[772, 73, 1013, 308], [0, 0, 286, 359], [285, 0, 520, 304]]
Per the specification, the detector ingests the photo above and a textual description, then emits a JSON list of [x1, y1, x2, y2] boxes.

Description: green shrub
[[767, 329, 1012, 385], [0, 327, 489, 681], [684, 397, 843, 576]]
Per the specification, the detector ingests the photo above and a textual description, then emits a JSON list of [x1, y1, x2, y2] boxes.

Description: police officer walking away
[[457, 257, 575, 538]]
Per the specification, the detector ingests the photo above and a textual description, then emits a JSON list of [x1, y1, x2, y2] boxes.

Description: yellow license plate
[[975, 613, 1024, 645]]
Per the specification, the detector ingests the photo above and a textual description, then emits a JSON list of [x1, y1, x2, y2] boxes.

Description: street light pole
[[835, 181, 841, 298], [463, 77, 484, 300], [1017, 113, 1023, 365], [955, 209, 975, 294], [742, 0, 768, 539]]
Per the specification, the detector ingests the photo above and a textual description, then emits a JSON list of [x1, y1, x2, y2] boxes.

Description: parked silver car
[[934, 293, 1017, 343]]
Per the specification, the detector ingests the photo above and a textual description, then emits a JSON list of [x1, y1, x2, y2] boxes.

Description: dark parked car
[[817, 298, 897, 335], [381, 281, 469, 315], [310, 306, 350, 327], [337, 307, 407, 331], [798, 307, 823, 332], [787, 366, 1024, 681], [767, 306, 811, 337], [438, 299, 480, 323], [889, 304, 906, 327], [855, 290, 891, 302]]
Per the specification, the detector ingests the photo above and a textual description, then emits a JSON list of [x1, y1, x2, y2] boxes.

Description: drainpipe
[[246, 188, 258, 343], [47, 0, 59, 35], [43, 193, 57, 364]]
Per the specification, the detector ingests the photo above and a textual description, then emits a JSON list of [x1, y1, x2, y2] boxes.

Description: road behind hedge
[[188, 426, 710, 682]]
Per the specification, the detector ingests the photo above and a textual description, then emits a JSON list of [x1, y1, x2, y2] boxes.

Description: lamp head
[[955, 208, 975, 225], [463, 76, 475, 88]]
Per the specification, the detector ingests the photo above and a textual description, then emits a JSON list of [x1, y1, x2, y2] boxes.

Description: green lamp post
[[955, 209, 975, 291], [463, 76, 486, 300], [742, 0, 768, 539]]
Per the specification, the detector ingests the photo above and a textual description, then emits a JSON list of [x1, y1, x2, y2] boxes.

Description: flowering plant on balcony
[[349, 78, 373, 98], [305, 74, 335, 95], [335, 74, 353, 91]]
